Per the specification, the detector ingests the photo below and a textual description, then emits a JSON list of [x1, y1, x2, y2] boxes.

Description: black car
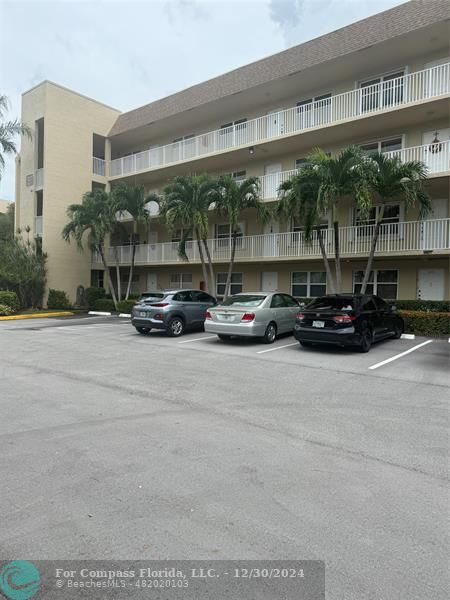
[[293, 294, 404, 353]]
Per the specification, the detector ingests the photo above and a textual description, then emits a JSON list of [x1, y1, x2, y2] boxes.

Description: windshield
[[221, 294, 266, 307], [307, 297, 356, 311]]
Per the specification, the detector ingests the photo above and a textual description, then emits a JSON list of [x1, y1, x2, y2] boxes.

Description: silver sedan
[[204, 292, 301, 344]]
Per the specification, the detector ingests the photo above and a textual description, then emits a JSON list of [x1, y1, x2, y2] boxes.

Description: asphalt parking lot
[[1, 315, 449, 599]]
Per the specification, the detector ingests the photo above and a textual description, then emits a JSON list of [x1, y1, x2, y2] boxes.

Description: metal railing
[[35, 216, 43, 237], [109, 62, 450, 178], [35, 168, 44, 189], [93, 218, 450, 265], [93, 157, 106, 176], [385, 139, 450, 174]]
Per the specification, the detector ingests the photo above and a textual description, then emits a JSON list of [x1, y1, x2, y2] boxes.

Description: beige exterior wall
[[18, 82, 120, 304]]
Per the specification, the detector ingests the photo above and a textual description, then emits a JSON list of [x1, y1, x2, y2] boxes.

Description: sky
[[0, 0, 407, 201]]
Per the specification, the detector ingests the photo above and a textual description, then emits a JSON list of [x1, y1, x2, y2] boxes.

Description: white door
[[417, 269, 445, 301], [263, 163, 282, 200], [147, 230, 159, 262], [146, 272, 158, 291], [267, 109, 285, 138], [263, 220, 280, 256], [261, 272, 278, 292], [421, 129, 449, 174], [421, 198, 449, 250]]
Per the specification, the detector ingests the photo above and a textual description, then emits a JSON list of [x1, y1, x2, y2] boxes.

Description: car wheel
[[218, 334, 232, 341], [262, 322, 277, 344], [392, 323, 403, 339], [167, 317, 185, 337], [136, 327, 151, 334], [300, 341, 313, 348], [358, 327, 372, 353]]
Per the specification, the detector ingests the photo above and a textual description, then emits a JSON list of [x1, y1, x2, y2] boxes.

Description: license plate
[[312, 320, 325, 328], [139, 311, 147, 317], [220, 314, 233, 320]]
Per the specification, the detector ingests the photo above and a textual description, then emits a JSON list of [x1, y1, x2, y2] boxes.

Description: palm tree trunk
[[333, 220, 342, 293], [195, 228, 210, 293], [125, 227, 137, 300], [317, 227, 336, 294], [113, 246, 121, 301], [223, 231, 237, 300], [360, 205, 385, 294], [203, 239, 215, 296], [98, 245, 118, 310]]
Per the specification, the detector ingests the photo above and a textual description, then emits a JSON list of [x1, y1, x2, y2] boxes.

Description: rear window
[[140, 292, 165, 302], [307, 297, 357, 311], [221, 294, 266, 307]]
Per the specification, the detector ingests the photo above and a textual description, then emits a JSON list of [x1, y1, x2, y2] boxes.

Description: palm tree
[[112, 183, 151, 300], [0, 95, 32, 180], [359, 152, 430, 293], [215, 175, 270, 299], [62, 188, 119, 309], [159, 174, 218, 294]]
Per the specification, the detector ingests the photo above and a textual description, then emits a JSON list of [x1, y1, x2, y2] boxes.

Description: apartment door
[[421, 198, 449, 250], [421, 129, 449, 173], [267, 109, 285, 138], [417, 269, 445, 301], [263, 221, 280, 257], [146, 273, 157, 291], [147, 230, 159, 262], [261, 272, 278, 292], [263, 163, 282, 200]]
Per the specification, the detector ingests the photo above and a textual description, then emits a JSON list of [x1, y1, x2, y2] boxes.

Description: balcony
[[93, 219, 450, 267], [93, 157, 106, 176], [35, 168, 44, 190], [109, 62, 450, 179], [386, 139, 450, 175], [35, 216, 43, 237]]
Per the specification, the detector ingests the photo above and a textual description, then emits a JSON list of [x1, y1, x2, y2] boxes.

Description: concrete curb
[[401, 333, 415, 340], [0, 311, 74, 321], [119, 313, 131, 318], [88, 311, 112, 316]]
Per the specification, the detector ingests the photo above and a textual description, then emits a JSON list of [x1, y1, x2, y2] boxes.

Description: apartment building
[[15, 0, 450, 303]]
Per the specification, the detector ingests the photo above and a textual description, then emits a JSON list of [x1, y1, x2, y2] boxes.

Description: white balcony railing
[[94, 219, 450, 266], [35, 216, 43, 237], [109, 62, 450, 178], [93, 157, 106, 176], [386, 139, 450, 174], [35, 168, 44, 189]]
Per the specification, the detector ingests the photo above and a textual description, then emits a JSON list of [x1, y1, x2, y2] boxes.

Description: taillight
[[205, 310, 212, 320], [241, 312, 255, 322], [153, 313, 164, 321], [295, 312, 305, 320], [332, 314, 357, 324], [150, 302, 169, 307]]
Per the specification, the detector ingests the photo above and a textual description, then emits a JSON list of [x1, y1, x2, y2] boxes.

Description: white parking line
[[178, 336, 217, 344], [368, 340, 433, 370], [257, 342, 299, 354]]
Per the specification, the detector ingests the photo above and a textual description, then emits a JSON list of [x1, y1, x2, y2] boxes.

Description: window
[[360, 70, 404, 112], [270, 294, 286, 308], [191, 291, 215, 303], [291, 214, 329, 233], [223, 170, 247, 182], [171, 228, 193, 243], [222, 294, 265, 307], [360, 137, 403, 155], [353, 270, 398, 299], [216, 272, 242, 296], [353, 204, 400, 237], [170, 273, 193, 289], [91, 270, 104, 288], [282, 294, 300, 307], [214, 223, 244, 248], [295, 152, 330, 170], [291, 272, 327, 297], [309, 296, 356, 310], [173, 290, 193, 302], [361, 298, 377, 311]]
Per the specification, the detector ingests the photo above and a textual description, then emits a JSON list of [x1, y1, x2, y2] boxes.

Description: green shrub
[[93, 298, 115, 312], [400, 310, 450, 337], [390, 299, 450, 313], [85, 287, 106, 309], [0, 303, 14, 316], [47, 289, 70, 309], [0, 290, 19, 311], [117, 299, 137, 314]]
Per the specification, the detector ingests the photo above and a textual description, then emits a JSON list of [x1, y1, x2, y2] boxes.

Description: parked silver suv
[[131, 289, 217, 337]]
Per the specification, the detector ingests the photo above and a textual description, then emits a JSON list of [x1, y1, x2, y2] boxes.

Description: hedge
[[85, 287, 106, 309], [0, 290, 19, 311], [400, 310, 450, 337], [117, 299, 137, 314], [390, 299, 450, 313], [0, 304, 14, 316], [93, 298, 115, 312], [47, 289, 70, 309]]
